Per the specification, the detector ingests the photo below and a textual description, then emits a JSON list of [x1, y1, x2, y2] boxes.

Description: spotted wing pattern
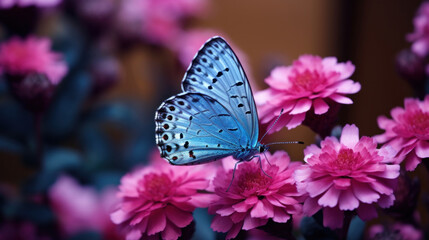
[[181, 37, 259, 146], [155, 93, 249, 165]]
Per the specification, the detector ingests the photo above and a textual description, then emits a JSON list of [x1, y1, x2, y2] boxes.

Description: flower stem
[[337, 211, 353, 240]]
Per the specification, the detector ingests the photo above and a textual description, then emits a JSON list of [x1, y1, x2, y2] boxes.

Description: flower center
[[290, 69, 327, 93], [236, 166, 271, 193], [330, 148, 358, 171], [404, 109, 429, 137], [141, 173, 172, 201]]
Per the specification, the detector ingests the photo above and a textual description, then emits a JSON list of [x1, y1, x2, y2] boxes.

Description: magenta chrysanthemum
[[294, 124, 400, 229], [110, 153, 214, 240], [0, 36, 67, 85], [209, 151, 304, 239], [407, 2, 429, 57], [48, 175, 122, 239], [255, 55, 360, 132], [375, 96, 429, 171]]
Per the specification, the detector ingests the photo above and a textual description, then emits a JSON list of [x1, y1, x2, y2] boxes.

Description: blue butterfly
[[155, 37, 297, 168]]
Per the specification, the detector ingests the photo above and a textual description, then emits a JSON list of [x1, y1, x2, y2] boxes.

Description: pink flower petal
[[250, 201, 267, 218], [335, 80, 361, 94], [111, 209, 128, 224], [369, 181, 394, 195], [216, 206, 235, 216], [242, 215, 268, 230], [415, 140, 429, 158], [303, 198, 321, 216], [232, 201, 253, 213], [329, 94, 353, 104], [405, 152, 422, 171], [286, 113, 306, 129], [147, 210, 166, 235], [370, 165, 400, 179], [272, 207, 291, 223], [290, 98, 312, 114], [333, 178, 351, 189], [338, 189, 359, 210], [303, 144, 322, 158], [211, 215, 232, 232], [126, 228, 142, 240], [318, 187, 340, 207], [161, 223, 181, 240], [340, 124, 359, 148], [165, 205, 193, 228], [352, 182, 380, 204], [226, 222, 243, 240], [306, 176, 334, 197], [313, 98, 329, 115]]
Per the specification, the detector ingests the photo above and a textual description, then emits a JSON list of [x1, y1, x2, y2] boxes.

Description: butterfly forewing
[[155, 93, 248, 165], [181, 37, 259, 146]]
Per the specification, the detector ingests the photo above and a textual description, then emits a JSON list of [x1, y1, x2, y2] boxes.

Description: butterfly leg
[[255, 155, 271, 178], [263, 151, 272, 166], [226, 160, 243, 192]]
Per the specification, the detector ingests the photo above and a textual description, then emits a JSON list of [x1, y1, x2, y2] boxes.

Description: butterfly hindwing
[[155, 93, 248, 165], [181, 37, 259, 146]]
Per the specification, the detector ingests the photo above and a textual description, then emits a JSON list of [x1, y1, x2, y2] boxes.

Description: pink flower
[[294, 124, 400, 229], [110, 152, 214, 240], [407, 2, 429, 57], [0, 0, 62, 8], [368, 223, 422, 240], [48, 175, 122, 239], [209, 151, 304, 239], [255, 55, 359, 132], [0, 36, 67, 85], [375, 96, 429, 171]]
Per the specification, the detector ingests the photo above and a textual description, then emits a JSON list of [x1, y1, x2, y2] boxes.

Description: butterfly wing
[[181, 37, 259, 146], [155, 93, 249, 165]]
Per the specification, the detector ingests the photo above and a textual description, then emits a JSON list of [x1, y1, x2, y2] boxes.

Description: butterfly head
[[258, 144, 268, 153]]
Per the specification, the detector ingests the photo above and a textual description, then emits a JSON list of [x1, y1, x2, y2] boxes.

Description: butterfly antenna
[[226, 161, 241, 192], [259, 108, 284, 142], [265, 141, 304, 146]]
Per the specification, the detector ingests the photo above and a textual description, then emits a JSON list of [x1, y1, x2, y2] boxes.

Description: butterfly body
[[155, 36, 264, 166]]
